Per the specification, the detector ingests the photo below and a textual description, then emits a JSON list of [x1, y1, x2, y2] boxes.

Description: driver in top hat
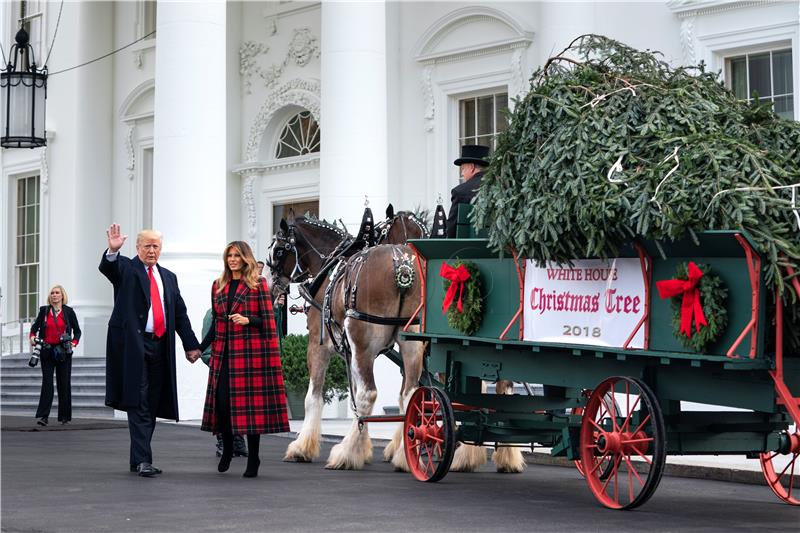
[[446, 144, 490, 238]]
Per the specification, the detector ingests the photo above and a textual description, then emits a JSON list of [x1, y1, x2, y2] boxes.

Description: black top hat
[[453, 144, 490, 167]]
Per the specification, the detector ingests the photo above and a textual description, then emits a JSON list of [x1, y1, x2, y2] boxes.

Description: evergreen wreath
[[442, 260, 483, 335], [667, 262, 728, 352]]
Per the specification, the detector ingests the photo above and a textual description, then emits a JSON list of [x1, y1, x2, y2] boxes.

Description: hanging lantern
[[1, 28, 47, 149]]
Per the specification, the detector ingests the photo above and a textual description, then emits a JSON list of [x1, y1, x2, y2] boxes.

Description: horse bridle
[[266, 223, 307, 295], [374, 212, 430, 245]]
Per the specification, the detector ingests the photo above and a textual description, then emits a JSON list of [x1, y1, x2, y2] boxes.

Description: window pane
[[26, 176, 36, 206], [26, 205, 35, 236], [774, 95, 794, 120], [772, 50, 793, 95], [29, 295, 37, 320], [460, 99, 475, 138], [18, 178, 26, 207], [30, 264, 38, 295], [748, 53, 771, 99], [477, 95, 494, 136], [17, 236, 25, 263], [495, 93, 508, 133], [25, 235, 34, 264], [19, 293, 27, 318], [17, 206, 24, 237], [477, 135, 494, 152], [33, 203, 39, 233], [730, 57, 747, 99], [33, 234, 39, 262]]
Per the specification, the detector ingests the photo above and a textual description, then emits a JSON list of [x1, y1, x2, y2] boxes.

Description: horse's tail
[[392, 246, 415, 292]]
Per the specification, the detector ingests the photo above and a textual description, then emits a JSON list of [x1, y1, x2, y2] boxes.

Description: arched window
[[275, 111, 320, 159]]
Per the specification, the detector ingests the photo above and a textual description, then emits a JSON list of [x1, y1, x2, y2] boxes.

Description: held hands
[[185, 349, 201, 364], [228, 313, 250, 326], [106, 223, 128, 253]]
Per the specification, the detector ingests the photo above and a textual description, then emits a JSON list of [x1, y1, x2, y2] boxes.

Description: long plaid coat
[[200, 279, 289, 435]]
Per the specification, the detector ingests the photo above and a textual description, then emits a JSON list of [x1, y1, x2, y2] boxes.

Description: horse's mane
[[294, 214, 349, 239], [394, 207, 430, 229]]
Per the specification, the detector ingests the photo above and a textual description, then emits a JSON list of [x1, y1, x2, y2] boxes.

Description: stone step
[[1, 373, 105, 383], [1, 364, 106, 376], [1, 390, 106, 400], [1, 384, 106, 394]]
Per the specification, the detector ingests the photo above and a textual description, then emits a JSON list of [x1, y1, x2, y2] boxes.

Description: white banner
[[523, 258, 646, 348]]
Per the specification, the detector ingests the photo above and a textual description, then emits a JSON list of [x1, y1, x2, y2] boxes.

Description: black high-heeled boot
[[243, 435, 260, 478], [218, 432, 234, 472]]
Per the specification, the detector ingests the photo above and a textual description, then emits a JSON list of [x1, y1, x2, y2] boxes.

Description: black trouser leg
[[35, 349, 56, 419], [128, 337, 165, 467], [55, 355, 72, 422]]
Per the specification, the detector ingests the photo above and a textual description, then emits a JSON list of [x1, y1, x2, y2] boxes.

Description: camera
[[59, 333, 74, 358], [28, 337, 43, 367]]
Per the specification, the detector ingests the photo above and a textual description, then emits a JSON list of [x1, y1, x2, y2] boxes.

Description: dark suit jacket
[[30, 305, 82, 345], [446, 171, 484, 238], [99, 252, 199, 420]]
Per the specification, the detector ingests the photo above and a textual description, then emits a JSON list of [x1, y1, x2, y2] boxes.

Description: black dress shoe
[[136, 463, 160, 477], [36, 417, 48, 426], [130, 464, 162, 474]]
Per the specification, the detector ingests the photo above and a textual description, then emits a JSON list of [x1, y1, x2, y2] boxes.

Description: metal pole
[[19, 321, 24, 353]]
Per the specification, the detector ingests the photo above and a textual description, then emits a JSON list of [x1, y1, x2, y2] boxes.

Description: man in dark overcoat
[[446, 144, 490, 238], [99, 224, 201, 477]]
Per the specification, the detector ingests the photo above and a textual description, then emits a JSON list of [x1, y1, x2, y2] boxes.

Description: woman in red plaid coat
[[198, 240, 289, 477]]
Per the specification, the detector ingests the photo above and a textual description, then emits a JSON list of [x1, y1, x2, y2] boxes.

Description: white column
[[154, 1, 228, 420], [320, 1, 388, 228]]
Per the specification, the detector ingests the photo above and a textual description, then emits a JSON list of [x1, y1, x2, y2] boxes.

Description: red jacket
[[201, 279, 289, 435]]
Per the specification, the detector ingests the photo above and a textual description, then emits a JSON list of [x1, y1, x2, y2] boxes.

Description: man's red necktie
[[148, 266, 166, 337]]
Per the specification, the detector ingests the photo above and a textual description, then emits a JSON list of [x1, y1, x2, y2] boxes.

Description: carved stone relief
[[421, 65, 435, 132], [241, 171, 259, 248], [125, 125, 136, 181], [40, 146, 49, 194], [239, 28, 320, 95], [680, 16, 697, 66], [240, 41, 270, 94], [244, 78, 321, 162]]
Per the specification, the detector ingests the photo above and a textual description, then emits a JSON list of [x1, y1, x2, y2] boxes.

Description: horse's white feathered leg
[[325, 387, 376, 470], [283, 378, 323, 462], [491, 380, 526, 473], [450, 444, 487, 472]]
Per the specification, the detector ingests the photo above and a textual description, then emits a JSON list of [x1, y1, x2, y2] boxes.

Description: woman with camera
[[29, 285, 81, 426]]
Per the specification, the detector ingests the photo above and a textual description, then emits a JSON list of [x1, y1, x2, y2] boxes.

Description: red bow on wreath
[[440, 263, 470, 313], [656, 261, 708, 338]]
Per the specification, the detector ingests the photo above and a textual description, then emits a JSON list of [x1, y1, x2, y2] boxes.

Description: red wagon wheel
[[404, 386, 455, 482], [579, 376, 666, 510], [574, 390, 618, 481], [759, 430, 800, 505]]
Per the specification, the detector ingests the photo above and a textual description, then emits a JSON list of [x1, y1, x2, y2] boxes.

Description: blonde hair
[[47, 285, 68, 306], [215, 241, 260, 293], [136, 229, 163, 244]]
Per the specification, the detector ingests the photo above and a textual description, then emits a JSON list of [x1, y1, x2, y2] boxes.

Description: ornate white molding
[[241, 171, 259, 247], [421, 65, 435, 132], [667, 0, 781, 18], [287, 28, 319, 67], [125, 125, 136, 181], [417, 38, 531, 66], [510, 47, 526, 100], [414, 6, 533, 59], [40, 146, 49, 194], [234, 154, 320, 175], [242, 28, 320, 94], [244, 78, 321, 162], [240, 41, 270, 95], [680, 16, 697, 65]]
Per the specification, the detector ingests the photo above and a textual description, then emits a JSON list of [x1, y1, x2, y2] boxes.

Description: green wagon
[[400, 221, 800, 510]]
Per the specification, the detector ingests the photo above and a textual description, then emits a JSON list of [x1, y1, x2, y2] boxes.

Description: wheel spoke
[[588, 451, 611, 475], [631, 445, 653, 465], [601, 455, 622, 493], [588, 418, 606, 434], [777, 454, 797, 480], [621, 437, 653, 446], [623, 455, 645, 486], [602, 394, 618, 432], [619, 395, 641, 433], [630, 413, 652, 436], [788, 456, 796, 498]]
